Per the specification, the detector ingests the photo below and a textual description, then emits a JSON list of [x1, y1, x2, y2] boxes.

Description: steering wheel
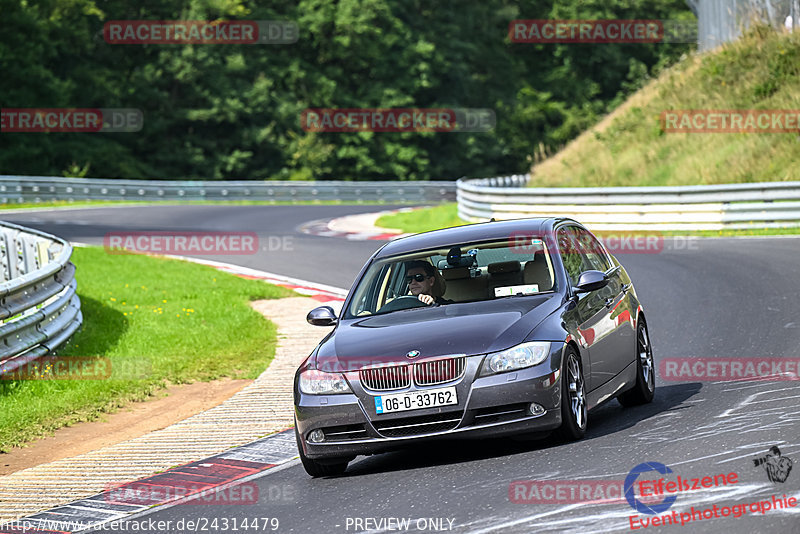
[[377, 295, 427, 313]]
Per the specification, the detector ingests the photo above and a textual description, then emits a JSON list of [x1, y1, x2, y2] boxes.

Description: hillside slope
[[530, 26, 800, 187]]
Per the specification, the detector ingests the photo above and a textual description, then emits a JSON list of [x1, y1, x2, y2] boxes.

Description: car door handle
[[604, 298, 614, 308]]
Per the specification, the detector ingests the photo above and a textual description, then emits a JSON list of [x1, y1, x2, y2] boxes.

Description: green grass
[[376, 204, 465, 234], [376, 29, 800, 237], [529, 26, 800, 187], [375, 203, 800, 237], [0, 246, 295, 451], [660, 227, 800, 237]]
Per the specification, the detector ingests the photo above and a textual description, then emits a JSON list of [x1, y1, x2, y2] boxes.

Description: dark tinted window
[[573, 227, 612, 272], [345, 238, 557, 318], [557, 227, 584, 284], [557, 226, 611, 284]]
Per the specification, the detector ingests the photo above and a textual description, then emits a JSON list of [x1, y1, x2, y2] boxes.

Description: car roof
[[375, 217, 573, 258]]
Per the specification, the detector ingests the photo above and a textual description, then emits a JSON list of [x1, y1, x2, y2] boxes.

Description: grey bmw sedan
[[294, 218, 654, 476]]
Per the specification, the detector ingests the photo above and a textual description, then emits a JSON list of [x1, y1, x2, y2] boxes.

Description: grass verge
[[376, 204, 464, 234], [529, 26, 800, 187], [0, 246, 295, 451], [375, 203, 800, 237]]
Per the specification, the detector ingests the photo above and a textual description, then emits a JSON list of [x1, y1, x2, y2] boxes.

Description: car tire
[[618, 319, 655, 407], [556, 347, 587, 441], [294, 425, 350, 477]]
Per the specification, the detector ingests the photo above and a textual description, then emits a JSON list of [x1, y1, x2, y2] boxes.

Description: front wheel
[[295, 425, 350, 477], [556, 348, 587, 441], [618, 320, 655, 407]]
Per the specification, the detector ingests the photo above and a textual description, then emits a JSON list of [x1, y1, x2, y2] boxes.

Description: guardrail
[[0, 222, 82, 377], [457, 175, 800, 231], [0, 176, 456, 204], [694, 0, 798, 52]]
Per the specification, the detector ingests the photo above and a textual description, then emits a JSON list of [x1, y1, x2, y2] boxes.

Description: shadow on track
[[339, 383, 703, 477]]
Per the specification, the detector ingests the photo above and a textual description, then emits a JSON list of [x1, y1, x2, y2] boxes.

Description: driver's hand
[[418, 294, 434, 305]]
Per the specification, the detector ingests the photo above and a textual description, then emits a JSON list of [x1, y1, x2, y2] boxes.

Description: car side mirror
[[573, 270, 609, 294], [307, 306, 338, 326]]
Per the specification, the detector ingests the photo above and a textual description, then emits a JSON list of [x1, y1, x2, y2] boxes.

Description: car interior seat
[[431, 269, 447, 299], [487, 261, 523, 295], [523, 251, 554, 291], [441, 267, 487, 302]]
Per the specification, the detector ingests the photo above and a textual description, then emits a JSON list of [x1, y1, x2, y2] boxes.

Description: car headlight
[[480, 341, 551, 375], [298, 369, 352, 395]]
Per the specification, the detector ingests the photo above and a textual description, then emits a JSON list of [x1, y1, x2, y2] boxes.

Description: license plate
[[374, 386, 457, 414]]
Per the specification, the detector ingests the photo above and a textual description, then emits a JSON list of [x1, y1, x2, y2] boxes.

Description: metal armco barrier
[[693, 0, 798, 52], [0, 222, 82, 376], [458, 175, 800, 231], [0, 176, 456, 204]]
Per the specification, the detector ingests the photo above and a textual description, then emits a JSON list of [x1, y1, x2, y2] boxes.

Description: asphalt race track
[[2, 204, 394, 288], [3, 205, 800, 533]]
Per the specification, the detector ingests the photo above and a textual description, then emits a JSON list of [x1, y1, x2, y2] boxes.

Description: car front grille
[[373, 412, 462, 438], [360, 357, 466, 391], [360, 365, 411, 391], [414, 357, 466, 386]]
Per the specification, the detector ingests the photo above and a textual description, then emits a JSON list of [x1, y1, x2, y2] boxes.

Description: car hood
[[315, 295, 562, 372]]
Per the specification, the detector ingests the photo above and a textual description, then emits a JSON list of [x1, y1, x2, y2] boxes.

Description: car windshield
[[344, 237, 557, 319]]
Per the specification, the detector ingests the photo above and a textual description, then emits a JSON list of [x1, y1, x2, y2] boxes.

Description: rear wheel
[[295, 425, 350, 477], [618, 320, 655, 407], [556, 348, 587, 440]]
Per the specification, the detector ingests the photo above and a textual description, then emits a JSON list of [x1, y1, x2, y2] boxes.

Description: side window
[[573, 227, 612, 272], [366, 264, 390, 312], [557, 227, 583, 285], [558, 226, 611, 285], [381, 263, 406, 305]]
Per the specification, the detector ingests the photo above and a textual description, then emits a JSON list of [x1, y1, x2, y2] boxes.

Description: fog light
[[529, 403, 545, 416], [308, 429, 325, 443]]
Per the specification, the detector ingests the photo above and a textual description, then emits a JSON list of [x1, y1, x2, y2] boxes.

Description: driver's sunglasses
[[405, 273, 429, 283]]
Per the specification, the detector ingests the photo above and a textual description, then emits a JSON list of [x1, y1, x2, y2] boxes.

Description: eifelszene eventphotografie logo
[[753, 446, 794, 483], [625, 461, 678, 515]]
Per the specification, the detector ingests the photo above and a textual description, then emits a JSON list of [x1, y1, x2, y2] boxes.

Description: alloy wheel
[[638, 324, 655, 393], [567, 355, 586, 429]]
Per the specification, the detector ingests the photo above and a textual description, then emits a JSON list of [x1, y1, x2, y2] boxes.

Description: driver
[[405, 260, 452, 305]]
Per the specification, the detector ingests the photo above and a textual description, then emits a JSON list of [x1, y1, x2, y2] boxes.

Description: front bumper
[[294, 344, 565, 460]]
